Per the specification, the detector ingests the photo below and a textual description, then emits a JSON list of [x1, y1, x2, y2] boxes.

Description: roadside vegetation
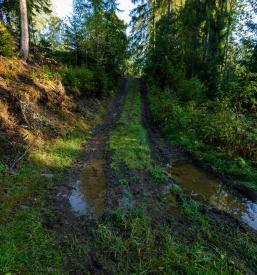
[[148, 85, 257, 189], [130, 0, 257, 191], [0, 0, 127, 272], [0, 56, 110, 273]]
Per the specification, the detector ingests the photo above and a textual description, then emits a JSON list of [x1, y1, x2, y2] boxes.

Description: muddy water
[[69, 159, 106, 217], [168, 160, 257, 230]]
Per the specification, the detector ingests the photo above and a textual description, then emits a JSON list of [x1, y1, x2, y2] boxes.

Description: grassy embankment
[[0, 58, 108, 273], [148, 86, 257, 191], [91, 79, 257, 274]]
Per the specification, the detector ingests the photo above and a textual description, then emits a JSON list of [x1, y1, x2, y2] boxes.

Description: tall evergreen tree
[[19, 0, 29, 59]]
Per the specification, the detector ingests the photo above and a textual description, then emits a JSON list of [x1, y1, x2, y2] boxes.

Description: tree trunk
[[168, 0, 171, 21], [19, 0, 29, 60], [0, 0, 3, 22], [0, 8, 3, 23], [152, 0, 156, 48]]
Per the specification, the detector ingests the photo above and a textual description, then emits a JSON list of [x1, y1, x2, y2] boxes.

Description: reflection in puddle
[[69, 182, 92, 216], [69, 159, 106, 217], [168, 161, 257, 230]]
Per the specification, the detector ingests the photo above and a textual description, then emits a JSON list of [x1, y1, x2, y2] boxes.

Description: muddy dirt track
[[43, 78, 257, 273], [42, 79, 128, 272]]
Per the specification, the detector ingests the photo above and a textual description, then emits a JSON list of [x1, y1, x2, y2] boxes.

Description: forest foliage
[[130, 0, 257, 188], [0, 0, 128, 95]]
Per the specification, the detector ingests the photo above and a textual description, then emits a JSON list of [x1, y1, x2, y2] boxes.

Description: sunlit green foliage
[[132, 0, 257, 190], [60, 66, 96, 95], [60, 0, 128, 95], [0, 22, 15, 57]]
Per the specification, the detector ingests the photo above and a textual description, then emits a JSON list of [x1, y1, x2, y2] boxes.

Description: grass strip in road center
[[109, 79, 151, 172]]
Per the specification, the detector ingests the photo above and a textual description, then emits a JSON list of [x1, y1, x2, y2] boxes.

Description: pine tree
[[19, 0, 29, 59]]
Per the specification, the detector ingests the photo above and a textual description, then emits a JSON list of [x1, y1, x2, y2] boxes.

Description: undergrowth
[[148, 86, 257, 190]]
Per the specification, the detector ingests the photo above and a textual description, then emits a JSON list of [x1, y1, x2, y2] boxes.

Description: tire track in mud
[[40, 79, 129, 274], [45, 79, 128, 230], [70, 78, 128, 216], [65, 78, 129, 219]]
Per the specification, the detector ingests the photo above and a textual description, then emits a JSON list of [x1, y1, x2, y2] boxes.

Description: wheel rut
[[46, 79, 128, 229]]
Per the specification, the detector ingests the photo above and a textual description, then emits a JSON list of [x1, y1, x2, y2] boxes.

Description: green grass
[[109, 79, 151, 172], [0, 210, 62, 274], [92, 207, 257, 274], [102, 79, 257, 274], [0, 128, 91, 274], [2, 78, 256, 274], [0, 97, 107, 274], [109, 79, 168, 184]]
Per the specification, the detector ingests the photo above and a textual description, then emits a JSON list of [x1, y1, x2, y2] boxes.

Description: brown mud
[[61, 79, 128, 219]]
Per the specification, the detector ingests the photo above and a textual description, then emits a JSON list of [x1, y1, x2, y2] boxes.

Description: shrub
[[0, 162, 7, 175], [148, 85, 257, 186], [176, 76, 207, 102], [31, 65, 55, 83], [0, 23, 15, 57], [164, 67, 207, 102], [60, 67, 96, 95], [223, 66, 257, 113], [93, 66, 109, 96], [200, 100, 257, 160]]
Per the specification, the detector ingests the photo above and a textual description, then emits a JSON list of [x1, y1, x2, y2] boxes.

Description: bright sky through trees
[[52, 0, 134, 24]]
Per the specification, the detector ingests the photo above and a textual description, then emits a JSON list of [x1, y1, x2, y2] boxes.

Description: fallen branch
[[9, 136, 37, 170]]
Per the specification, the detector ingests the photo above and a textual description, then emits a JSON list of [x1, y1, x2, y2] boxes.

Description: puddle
[[168, 160, 257, 231], [69, 159, 107, 217], [69, 181, 92, 216]]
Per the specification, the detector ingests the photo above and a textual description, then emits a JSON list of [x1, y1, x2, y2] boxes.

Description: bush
[[93, 67, 109, 96], [31, 65, 55, 82], [60, 67, 96, 95], [165, 67, 207, 102], [176, 76, 207, 102], [148, 86, 257, 187], [0, 162, 7, 175], [0, 23, 15, 57], [223, 66, 257, 113]]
